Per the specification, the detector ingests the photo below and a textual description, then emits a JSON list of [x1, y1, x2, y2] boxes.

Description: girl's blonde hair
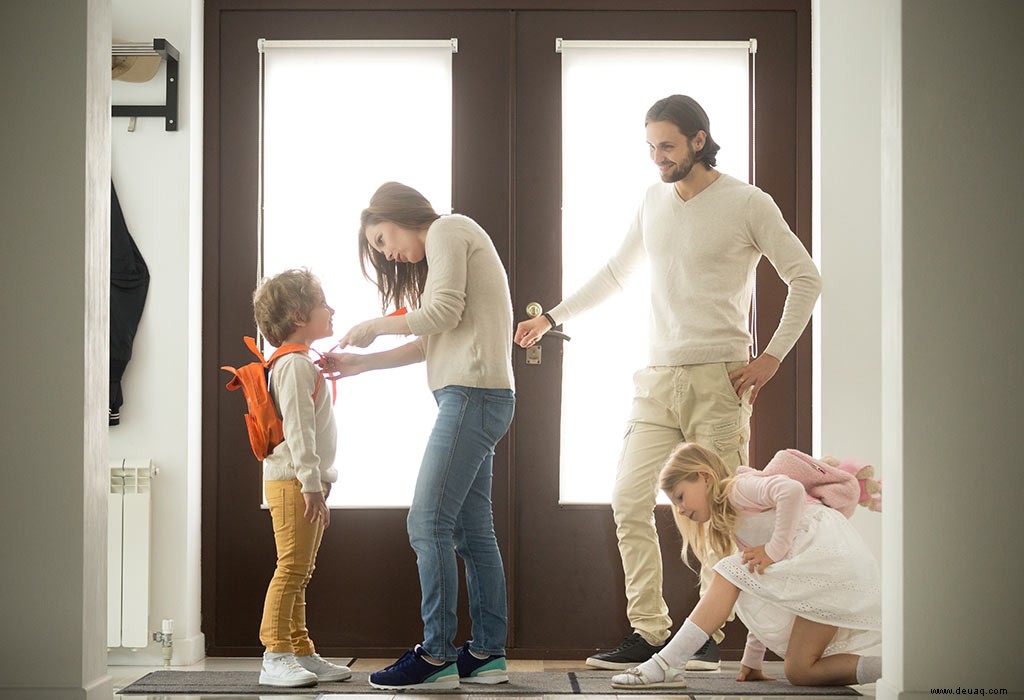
[[252, 268, 323, 347], [357, 182, 439, 314], [659, 442, 738, 571]]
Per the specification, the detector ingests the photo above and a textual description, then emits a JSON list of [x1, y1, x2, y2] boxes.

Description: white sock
[[264, 651, 291, 659], [856, 655, 882, 684], [633, 618, 708, 681]]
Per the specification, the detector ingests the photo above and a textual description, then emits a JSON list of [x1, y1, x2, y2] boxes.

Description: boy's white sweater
[[264, 353, 338, 493], [548, 174, 822, 366]]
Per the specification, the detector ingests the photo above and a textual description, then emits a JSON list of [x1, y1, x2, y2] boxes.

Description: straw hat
[[112, 40, 161, 83]]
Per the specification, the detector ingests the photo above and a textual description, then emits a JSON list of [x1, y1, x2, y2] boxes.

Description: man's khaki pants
[[612, 362, 751, 645]]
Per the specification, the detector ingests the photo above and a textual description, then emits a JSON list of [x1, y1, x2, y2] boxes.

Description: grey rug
[[119, 670, 860, 696]]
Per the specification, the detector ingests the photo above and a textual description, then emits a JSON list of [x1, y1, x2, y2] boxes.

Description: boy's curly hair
[[252, 268, 323, 347]]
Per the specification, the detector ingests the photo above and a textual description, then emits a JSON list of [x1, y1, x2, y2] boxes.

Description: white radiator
[[107, 459, 156, 648]]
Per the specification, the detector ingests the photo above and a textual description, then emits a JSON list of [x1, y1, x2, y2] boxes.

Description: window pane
[[261, 42, 453, 507], [559, 42, 751, 504]]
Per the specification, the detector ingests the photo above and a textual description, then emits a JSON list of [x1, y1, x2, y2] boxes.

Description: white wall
[[0, 1, 113, 697], [106, 0, 205, 666], [814, 0, 884, 561]]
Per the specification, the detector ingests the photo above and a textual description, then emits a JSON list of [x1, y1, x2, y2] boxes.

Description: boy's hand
[[303, 490, 330, 528], [319, 352, 366, 378], [737, 665, 776, 682], [740, 545, 774, 575]]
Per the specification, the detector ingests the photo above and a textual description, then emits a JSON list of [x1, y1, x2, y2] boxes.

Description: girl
[[611, 442, 882, 689], [323, 182, 515, 690]]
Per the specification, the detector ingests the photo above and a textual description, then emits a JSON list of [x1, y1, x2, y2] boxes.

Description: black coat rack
[[112, 38, 180, 131]]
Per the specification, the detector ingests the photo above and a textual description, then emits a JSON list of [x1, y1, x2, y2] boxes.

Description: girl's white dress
[[713, 468, 881, 661]]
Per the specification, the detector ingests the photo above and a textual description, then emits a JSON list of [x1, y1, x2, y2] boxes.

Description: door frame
[[203, 0, 811, 659]]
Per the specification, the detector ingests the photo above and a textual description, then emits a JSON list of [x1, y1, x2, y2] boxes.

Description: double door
[[203, 1, 810, 658]]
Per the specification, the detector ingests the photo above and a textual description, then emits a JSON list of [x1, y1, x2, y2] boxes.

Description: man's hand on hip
[[728, 354, 780, 405]]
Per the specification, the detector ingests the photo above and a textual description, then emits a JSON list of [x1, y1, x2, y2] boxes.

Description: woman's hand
[[737, 665, 776, 682], [319, 352, 368, 378], [728, 353, 780, 405], [339, 318, 383, 349], [514, 316, 551, 348], [740, 545, 775, 575]]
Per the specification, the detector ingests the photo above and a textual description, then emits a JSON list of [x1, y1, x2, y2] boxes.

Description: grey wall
[[887, 0, 1024, 695], [0, 0, 113, 698]]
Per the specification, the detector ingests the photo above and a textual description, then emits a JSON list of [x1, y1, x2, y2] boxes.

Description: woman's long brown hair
[[357, 182, 439, 314]]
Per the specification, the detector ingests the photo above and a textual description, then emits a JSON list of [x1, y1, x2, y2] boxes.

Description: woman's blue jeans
[[408, 385, 515, 662]]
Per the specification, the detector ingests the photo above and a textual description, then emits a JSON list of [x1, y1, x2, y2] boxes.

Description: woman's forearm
[[363, 339, 424, 372]]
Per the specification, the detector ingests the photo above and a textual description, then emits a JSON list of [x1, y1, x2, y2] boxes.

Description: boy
[[252, 268, 349, 688]]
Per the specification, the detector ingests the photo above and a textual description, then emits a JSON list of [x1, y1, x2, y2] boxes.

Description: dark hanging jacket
[[109, 182, 150, 425]]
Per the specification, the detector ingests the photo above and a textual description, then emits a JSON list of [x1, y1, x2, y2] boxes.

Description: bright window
[[558, 40, 754, 504], [259, 39, 455, 507]]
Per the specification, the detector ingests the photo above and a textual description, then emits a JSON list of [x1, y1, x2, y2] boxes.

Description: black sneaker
[[585, 633, 666, 670], [685, 637, 721, 671]]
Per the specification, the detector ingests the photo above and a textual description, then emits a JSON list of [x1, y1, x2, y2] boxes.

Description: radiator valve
[[152, 618, 173, 667]]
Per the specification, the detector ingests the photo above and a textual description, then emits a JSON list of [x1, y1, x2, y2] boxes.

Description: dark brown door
[[202, 6, 515, 656], [510, 9, 811, 659], [203, 1, 810, 660]]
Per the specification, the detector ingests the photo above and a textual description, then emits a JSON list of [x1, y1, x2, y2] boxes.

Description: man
[[515, 95, 821, 670]]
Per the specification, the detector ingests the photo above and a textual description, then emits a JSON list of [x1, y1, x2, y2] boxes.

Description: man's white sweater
[[548, 174, 821, 366]]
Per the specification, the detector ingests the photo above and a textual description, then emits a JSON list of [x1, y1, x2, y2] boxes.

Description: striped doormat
[[119, 669, 860, 696]]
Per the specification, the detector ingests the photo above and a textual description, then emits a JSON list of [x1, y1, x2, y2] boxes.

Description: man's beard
[[660, 144, 698, 183]]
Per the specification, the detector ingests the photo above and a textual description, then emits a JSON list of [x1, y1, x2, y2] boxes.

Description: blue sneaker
[[457, 642, 509, 684], [369, 645, 460, 691]]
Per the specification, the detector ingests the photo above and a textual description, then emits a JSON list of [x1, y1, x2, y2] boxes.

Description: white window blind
[[259, 39, 455, 508], [557, 39, 754, 504]]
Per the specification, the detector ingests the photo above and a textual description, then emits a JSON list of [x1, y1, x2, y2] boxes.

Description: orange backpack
[[220, 336, 326, 461]]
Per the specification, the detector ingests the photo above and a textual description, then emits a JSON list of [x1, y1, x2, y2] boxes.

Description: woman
[[323, 182, 514, 690]]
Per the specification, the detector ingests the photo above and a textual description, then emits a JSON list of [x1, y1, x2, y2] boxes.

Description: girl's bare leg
[[613, 573, 741, 687], [688, 572, 742, 636], [656, 573, 740, 667], [784, 616, 859, 686]]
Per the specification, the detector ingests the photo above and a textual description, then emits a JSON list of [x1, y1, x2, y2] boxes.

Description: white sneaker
[[259, 652, 318, 687], [296, 652, 352, 681]]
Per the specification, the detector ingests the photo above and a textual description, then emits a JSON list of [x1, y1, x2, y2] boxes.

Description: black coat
[[110, 182, 150, 425]]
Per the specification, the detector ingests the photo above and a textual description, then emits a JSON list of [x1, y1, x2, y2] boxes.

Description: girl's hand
[[514, 316, 551, 348], [303, 490, 330, 528], [741, 545, 775, 575], [339, 318, 382, 349], [728, 353, 780, 405], [318, 352, 367, 378], [737, 665, 776, 682]]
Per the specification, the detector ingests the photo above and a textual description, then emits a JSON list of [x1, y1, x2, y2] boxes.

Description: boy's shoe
[[585, 633, 666, 670], [369, 644, 460, 690], [259, 652, 318, 687], [456, 642, 509, 684], [296, 652, 352, 681], [685, 638, 721, 671]]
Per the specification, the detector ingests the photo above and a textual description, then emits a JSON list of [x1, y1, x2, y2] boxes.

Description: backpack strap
[[267, 342, 325, 402]]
